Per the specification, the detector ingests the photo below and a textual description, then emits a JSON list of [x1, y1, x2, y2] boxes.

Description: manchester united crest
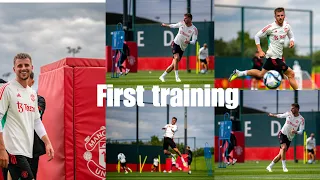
[[30, 94, 35, 102], [83, 126, 106, 179]]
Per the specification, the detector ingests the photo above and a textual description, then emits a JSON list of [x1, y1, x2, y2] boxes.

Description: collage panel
[[106, 0, 214, 90], [106, 91, 214, 178], [105, 0, 215, 179], [215, 90, 320, 180], [0, 2, 105, 180], [215, 2, 317, 90]]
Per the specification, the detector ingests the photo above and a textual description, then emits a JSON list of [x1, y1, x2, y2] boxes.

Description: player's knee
[[287, 70, 295, 78], [282, 146, 287, 151]]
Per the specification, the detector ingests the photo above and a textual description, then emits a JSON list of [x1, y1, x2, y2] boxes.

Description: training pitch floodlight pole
[[294, 90, 298, 163], [66, 46, 81, 57], [186, 0, 191, 73], [184, 107, 187, 153], [136, 104, 139, 171]]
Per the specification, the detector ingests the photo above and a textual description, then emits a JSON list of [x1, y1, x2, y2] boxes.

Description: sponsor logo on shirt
[[17, 101, 36, 113], [286, 121, 298, 128]]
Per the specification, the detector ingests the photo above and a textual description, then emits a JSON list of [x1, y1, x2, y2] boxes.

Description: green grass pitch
[[215, 160, 320, 180], [106, 156, 214, 179], [106, 70, 214, 90]]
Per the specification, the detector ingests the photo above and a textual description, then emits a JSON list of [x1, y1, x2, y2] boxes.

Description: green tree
[[215, 31, 301, 58], [150, 135, 162, 146]]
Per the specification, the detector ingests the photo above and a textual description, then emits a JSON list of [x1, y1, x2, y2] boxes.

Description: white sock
[[269, 161, 275, 168], [238, 70, 247, 77], [282, 160, 286, 168], [128, 167, 131, 171], [161, 71, 168, 77], [181, 157, 185, 162], [175, 70, 179, 78]]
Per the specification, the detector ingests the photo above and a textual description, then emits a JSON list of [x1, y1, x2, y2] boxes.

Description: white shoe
[[283, 167, 288, 172], [176, 77, 181, 82], [168, 170, 172, 173], [266, 166, 272, 172], [125, 69, 130, 75], [226, 162, 231, 166], [188, 171, 191, 174], [159, 76, 165, 82], [232, 159, 237, 165], [125, 171, 128, 174]]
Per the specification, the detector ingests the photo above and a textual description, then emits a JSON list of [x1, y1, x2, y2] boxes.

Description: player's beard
[[18, 70, 30, 80]]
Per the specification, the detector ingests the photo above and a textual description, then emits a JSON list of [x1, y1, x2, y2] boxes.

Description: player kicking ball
[[228, 7, 298, 90], [159, 13, 198, 82], [162, 117, 188, 167], [266, 103, 304, 172]]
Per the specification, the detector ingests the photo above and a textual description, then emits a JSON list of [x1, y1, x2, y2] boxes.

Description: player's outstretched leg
[[172, 147, 187, 167], [159, 61, 173, 82], [280, 144, 289, 172], [284, 67, 298, 90], [266, 152, 281, 172], [159, 54, 181, 82], [228, 69, 267, 82]]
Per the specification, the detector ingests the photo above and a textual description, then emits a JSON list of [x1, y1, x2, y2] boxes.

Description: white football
[[263, 70, 282, 89]]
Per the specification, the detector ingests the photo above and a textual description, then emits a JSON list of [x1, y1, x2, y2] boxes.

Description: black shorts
[[7, 152, 34, 180], [163, 137, 177, 150], [252, 65, 262, 71], [119, 54, 127, 65], [188, 159, 192, 165], [120, 162, 127, 167], [307, 149, 315, 154], [200, 59, 207, 64], [171, 42, 184, 60], [225, 145, 234, 156], [278, 131, 291, 151], [263, 58, 288, 77]]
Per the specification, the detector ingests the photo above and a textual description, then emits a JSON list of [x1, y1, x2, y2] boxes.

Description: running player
[[114, 42, 130, 76], [162, 117, 187, 167], [251, 51, 263, 90], [306, 133, 316, 163], [228, 7, 298, 90], [221, 131, 237, 165], [151, 156, 159, 172], [199, 43, 209, 74], [0, 53, 54, 180], [159, 13, 198, 82], [117, 152, 132, 174], [186, 146, 193, 174], [266, 103, 304, 172]]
